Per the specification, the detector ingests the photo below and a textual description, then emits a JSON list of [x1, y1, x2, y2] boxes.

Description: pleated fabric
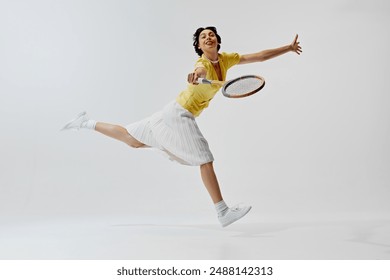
[[125, 101, 214, 166]]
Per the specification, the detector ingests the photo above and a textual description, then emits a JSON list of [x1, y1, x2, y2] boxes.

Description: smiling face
[[193, 26, 222, 57], [198, 29, 218, 53], [198, 29, 218, 52]]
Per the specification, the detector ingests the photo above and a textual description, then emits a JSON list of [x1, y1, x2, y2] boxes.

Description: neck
[[203, 52, 219, 63]]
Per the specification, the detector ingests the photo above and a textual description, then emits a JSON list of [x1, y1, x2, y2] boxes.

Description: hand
[[187, 72, 199, 84], [290, 34, 302, 55]]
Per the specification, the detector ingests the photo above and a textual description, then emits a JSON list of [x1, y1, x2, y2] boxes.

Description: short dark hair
[[193, 26, 221, 57]]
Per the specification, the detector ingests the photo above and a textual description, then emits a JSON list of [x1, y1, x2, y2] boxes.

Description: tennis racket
[[197, 75, 265, 98]]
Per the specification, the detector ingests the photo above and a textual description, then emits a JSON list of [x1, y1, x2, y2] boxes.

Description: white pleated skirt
[[125, 101, 214, 166]]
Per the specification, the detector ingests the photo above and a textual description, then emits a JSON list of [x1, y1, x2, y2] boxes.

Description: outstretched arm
[[187, 66, 207, 84], [238, 34, 302, 64]]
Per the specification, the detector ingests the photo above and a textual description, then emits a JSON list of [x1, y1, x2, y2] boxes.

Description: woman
[[62, 26, 302, 227]]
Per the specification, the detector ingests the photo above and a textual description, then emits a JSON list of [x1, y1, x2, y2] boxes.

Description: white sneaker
[[218, 205, 252, 227], [61, 111, 88, 131]]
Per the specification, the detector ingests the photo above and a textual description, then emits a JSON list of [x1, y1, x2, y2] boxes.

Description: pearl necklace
[[204, 55, 219, 64]]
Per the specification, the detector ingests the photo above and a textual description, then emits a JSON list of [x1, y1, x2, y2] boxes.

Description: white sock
[[215, 200, 229, 217], [81, 119, 97, 130]]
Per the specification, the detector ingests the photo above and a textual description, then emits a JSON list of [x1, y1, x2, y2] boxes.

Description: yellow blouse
[[176, 52, 240, 117]]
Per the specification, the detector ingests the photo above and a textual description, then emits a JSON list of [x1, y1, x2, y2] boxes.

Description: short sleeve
[[221, 52, 241, 70]]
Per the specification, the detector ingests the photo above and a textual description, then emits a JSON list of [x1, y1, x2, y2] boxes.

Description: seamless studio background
[[0, 0, 389, 259]]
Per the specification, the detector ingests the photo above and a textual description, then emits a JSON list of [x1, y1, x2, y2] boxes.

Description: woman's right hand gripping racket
[[198, 75, 265, 98]]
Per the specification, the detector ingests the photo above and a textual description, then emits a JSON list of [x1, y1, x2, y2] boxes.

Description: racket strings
[[224, 77, 263, 97]]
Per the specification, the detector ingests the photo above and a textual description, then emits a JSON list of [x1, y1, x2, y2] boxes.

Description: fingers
[[292, 34, 302, 55], [295, 44, 302, 55], [187, 72, 199, 84], [297, 45, 302, 55], [293, 34, 298, 44]]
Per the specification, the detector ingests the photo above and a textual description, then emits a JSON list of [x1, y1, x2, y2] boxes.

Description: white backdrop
[[1, 0, 389, 228]]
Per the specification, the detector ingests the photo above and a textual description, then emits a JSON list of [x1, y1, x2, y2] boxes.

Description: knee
[[124, 134, 146, 148], [127, 142, 145, 148], [200, 161, 214, 169]]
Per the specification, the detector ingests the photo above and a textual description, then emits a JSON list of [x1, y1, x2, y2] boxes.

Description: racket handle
[[197, 78, 212, 84], [197, 78, 224, 87]]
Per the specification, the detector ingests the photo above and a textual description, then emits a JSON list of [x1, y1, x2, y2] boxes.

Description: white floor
[[1, 217, 389, 260]]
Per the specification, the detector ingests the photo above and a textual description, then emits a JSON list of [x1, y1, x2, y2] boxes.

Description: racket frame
[[197, 75, 265, 98], [222, 75, 265, 98]]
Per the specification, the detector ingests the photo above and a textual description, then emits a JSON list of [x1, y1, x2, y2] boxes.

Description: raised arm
[[238, 34, 302, 64]]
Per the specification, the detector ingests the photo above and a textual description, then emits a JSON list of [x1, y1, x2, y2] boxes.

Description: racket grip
[[197, 78, 212, 84]]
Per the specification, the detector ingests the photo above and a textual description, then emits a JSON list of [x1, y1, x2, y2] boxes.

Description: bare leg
[[95, 122, 146, 148], [200, 161, 223, 203], [96, 124, 222, 202]]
